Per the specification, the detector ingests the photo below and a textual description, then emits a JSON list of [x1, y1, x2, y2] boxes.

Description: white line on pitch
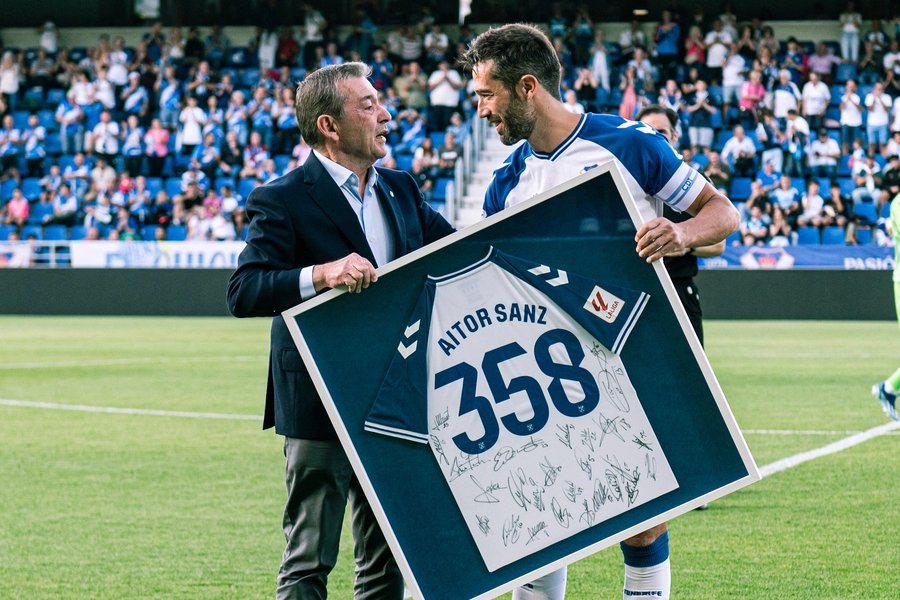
[[0, 355, 263, 369], [0, 399, 259, 421], [746, 428, 865, 436], [759, 420, 900, 478]]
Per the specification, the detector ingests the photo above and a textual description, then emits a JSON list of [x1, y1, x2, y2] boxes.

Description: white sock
[[513, 567, 567, 600], [621, 531, 670, 599]]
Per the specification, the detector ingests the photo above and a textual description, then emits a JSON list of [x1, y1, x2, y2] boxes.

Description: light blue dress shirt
[[299, 150, 396, 299]]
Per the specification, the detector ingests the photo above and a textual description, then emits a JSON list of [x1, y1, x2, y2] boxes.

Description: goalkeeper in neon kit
[[872, 193, 900, 421]]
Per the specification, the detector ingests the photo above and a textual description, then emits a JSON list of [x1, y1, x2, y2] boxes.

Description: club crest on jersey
[[584, 285, 625, 323]]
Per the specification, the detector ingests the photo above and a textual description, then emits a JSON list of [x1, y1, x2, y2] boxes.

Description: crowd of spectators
[[0, 11, 470, 244], [1, 3, 899, 250]]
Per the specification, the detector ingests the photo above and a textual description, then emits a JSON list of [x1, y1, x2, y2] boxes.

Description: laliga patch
[[584, 285, 625, 323]]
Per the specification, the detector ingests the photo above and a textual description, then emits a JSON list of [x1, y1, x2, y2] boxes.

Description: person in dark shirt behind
[[638, 105, 725, 345]]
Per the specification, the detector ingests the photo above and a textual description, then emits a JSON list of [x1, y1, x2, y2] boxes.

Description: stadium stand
[[0, 10, 896, 255]]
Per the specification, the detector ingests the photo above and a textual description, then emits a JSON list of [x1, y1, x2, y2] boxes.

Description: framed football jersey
[[282, 164, 759, 600]]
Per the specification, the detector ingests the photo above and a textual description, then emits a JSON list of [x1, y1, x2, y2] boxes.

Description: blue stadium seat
[[835, 63, 857, 84], [166, 224, 187, 241], [241, 225, 249, 241], [44, 88, 66, 108], [21, 224, 43, 240], [395, 153, 414, 173], [713, 129, 732, 152], [145, 176, 163, 198], [821, 226, 846, 245], [729, 177, 753, 201], [0, 225, 14, 240], [12, 110, 30, 129], [823, 40, 841, 56], [241, 68, 262, 88], [216, 177, 237, 194], [273, 154, 292, 173], [796, 226, 820, 245], [43, 225, 68, 240], [853, 202, 877, 225], [217, 67, 238, 83], [829, 85, 844, 106], [790, 177, 807, 193], [22, 87, 44, 109], [68, 47, 88, 63], [44, 133, 62, 155], [21, 177, 42, 201], [69, 225, 87, 240], [0, 179, 17, 201], [56, 154, 77, 172], [226, 47, 254, 68], [432, 177, 453, 202], [27, 202, 53, 224], [37, 109, 58, 131], [237, 177, 258, 199], [165, 177, 183, 198], [854, 227, 873, 245], [838, 156, 853, 176], [692, 153, 710, 169], [141, 225, 161, 240], [290, 68, 307, 83], [882, 201, 892, 219], [429, 131, 445, 148]]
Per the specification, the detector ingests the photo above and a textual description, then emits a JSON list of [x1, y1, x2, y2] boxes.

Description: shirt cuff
[[299, 266, 316, 301]]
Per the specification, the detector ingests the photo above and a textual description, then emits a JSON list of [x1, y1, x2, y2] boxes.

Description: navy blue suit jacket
[[226, 152, 455, 439]]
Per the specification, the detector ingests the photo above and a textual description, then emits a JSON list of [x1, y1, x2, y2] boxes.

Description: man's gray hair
[[294, 62, 372, 147]]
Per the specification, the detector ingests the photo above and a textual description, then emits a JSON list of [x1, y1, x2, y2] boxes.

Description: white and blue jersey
[[366, 248, 678, 571], [484, 113, 705, 224]]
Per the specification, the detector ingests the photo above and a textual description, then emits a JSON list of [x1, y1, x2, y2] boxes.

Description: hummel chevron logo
[[397, 319, 421, 359], [528, 265, 568, 286]]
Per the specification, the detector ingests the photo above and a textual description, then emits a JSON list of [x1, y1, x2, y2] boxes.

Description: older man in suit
[[227, 62, 454, 599]]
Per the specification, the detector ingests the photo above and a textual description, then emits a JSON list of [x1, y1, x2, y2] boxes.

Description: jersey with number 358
[[364, 249, 682, 569], [366, 248, 648, 448]]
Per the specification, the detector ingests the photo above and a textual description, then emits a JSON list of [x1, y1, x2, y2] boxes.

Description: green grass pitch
[[1, 316, 897, 599]]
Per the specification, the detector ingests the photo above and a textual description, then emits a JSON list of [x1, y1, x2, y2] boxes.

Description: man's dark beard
[[498, 93, 536, 145]]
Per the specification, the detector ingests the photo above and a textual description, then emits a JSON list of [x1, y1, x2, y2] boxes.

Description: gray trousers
[[276, 437, 404, 600]]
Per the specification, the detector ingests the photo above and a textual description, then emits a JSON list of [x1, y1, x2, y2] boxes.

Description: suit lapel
[[374, 173, 406, 259], [304, 153, 377, 263]]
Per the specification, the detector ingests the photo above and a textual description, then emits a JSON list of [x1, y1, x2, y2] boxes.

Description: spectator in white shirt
[[704, 19, 733, 83], [865, 81, 892, 155], [562, 89, 585, 114], [840, 2, 863, 62], [801, 72, 831, 132], [807, 129, 841, 180], [178, 95, 207, 158], [427, 60, 464, 132], [721, 125, 757, 177], [797, 180, 827, 227], [721, 44, 746, 119], [783, 109, 810, 177], [883, 39, 900, 96], [90, 110, 120, 164], [840, 79, 864, 153], [772, 69, 801, 122], [886, 130, 900, 157]]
